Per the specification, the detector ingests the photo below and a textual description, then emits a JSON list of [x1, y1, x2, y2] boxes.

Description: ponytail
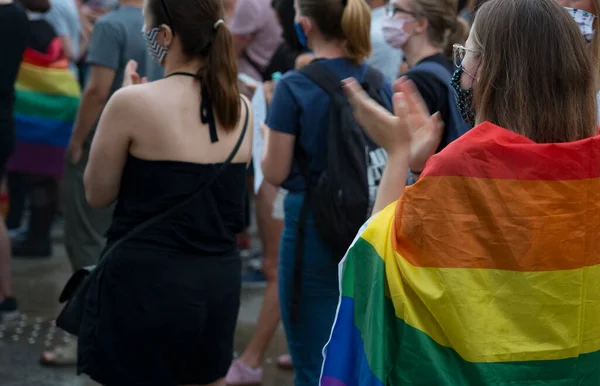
[[198, 22, 241, 132], [340, 0, 371, 64], [444, 16, 469, 61]]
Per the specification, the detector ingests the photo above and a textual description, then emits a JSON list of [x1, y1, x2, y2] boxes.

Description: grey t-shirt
[[85, 5, 163, 142]]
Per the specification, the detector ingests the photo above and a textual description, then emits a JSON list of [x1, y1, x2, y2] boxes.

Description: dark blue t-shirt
[[266, 58, 394, 192]]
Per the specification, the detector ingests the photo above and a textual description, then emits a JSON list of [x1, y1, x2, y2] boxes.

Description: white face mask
[[565, 6, 597, 43], [382, 16, 415, 49]]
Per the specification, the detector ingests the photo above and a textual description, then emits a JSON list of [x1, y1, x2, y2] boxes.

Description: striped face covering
[[321, 122, 600, 386], [142, 26, 167, 65]]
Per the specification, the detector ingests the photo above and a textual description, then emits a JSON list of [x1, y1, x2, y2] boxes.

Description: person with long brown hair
[[321, 0, 600, 384], [76, 0, 253, 384]]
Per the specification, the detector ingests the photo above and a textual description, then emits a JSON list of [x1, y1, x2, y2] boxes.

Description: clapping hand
[[341, 77, 444, 172]]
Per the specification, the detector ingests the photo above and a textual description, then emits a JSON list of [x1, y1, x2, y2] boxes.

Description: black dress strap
[[165, 71, 219, 143]]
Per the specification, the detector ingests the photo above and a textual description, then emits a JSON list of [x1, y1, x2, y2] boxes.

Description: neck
[[403, 37, 442, 67], [311, 38, 346, 60], [119, 0, 143, 7], [163, 56, 203, 77]]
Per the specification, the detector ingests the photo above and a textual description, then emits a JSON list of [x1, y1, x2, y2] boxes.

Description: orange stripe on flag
[[393, 176, 600, 271]]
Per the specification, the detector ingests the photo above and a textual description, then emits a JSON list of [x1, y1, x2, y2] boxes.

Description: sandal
[[39, 340, 77, 367]]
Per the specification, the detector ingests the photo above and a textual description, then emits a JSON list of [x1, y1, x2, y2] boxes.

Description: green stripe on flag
[[14, 89, 79, 122], [343, 237, 600, 385]]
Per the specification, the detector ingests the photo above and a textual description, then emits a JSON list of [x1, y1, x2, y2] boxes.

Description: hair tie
[[213, 19, 224, 31]]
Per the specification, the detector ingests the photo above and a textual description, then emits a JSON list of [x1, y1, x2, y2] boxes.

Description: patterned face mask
[[565, 6, 597, 43], [451, 67, 476, 127], [142, 26, 168, 65]]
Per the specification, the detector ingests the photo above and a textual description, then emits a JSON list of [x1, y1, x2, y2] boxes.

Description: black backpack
[[298, 61, 388, 258], [290, 61, 388, 322]]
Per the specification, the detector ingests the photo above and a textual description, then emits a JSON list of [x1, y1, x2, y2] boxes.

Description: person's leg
[[237, 183, 284, 369], [0, 165, 18, 319], [12, 175, 57, 257], [278, 193, 339, 386], [5, 172, 29, 231], [40, 146, 114, 366]]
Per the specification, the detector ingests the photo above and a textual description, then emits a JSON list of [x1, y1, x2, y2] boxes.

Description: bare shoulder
[[105, 83, 158, 116]]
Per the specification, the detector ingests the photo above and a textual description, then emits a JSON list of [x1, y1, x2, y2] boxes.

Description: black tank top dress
[[78, 87, 248, 386]]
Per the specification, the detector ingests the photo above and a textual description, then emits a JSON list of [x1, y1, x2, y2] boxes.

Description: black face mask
[[451, 67, 476, 127]]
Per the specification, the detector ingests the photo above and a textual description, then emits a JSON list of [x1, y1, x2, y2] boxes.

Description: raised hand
[[341, 77, 444, 170], [122, 60, 148, 88]]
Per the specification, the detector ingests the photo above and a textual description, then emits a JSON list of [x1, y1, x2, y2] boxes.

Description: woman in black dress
[[78, 0, 253, 384]]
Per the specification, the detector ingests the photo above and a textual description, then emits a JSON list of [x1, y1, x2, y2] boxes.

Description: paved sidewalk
[[0, 239, 294, 386]]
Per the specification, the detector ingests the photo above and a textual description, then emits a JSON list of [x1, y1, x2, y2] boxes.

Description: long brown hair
[[148, 0, 240, 131], [412, 0, 468, 59], [298, 0, 372, 64], [472, 0, 597, 143]]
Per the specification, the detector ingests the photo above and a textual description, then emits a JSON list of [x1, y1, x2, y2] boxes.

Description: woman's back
[[103, 77, 252, 256], [267, 57, 393, 192]]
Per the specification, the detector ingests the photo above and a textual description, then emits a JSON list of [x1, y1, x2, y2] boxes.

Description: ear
[[157, 24, 174, 47], [300, 16, 313, 35], [413, 17, 429, 35]]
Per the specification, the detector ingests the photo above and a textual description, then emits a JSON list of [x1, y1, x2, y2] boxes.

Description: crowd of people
[[0, 0, 599, 385]]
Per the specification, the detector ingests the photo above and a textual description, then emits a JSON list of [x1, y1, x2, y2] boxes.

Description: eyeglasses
[[452, 43, 477, 69], [385, 4, 416, 18]]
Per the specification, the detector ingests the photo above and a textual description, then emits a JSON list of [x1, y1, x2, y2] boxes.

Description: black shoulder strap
[[299, 61, 342, 97], [300, 62, 384, 97], [98, 97, 250, 261], [363, 65, 384, 92]]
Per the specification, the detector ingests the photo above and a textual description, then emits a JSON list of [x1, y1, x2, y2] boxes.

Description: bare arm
[[261, 123, 295, 186], [70, 66, 115, 146], [341, 78, 444, 213], [232, 35, 252, 57], [59, 35, 77, 61], [84, 88, 134, 208]]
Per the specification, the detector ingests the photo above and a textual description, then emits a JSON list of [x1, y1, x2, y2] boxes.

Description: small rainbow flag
[[321, 122, 600, 385], [8, 36, 81, 177]]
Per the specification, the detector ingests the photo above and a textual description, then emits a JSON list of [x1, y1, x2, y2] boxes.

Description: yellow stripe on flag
[[15, 62, 80, 98], [361, 201, 600, 363]]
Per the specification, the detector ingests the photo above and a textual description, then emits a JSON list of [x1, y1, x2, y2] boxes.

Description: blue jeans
[[279, 192, 339, 386]]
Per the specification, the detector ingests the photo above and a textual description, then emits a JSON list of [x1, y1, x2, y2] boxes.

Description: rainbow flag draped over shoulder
[[321, 122, 600, 386], [8, 33, 80, 177]]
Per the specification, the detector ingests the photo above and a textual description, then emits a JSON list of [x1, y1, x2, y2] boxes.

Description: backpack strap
[[363, 65, 384, 93], [410, 60, 452, 85], [300, 62, 385, 96], [299, 61, 342, 96]]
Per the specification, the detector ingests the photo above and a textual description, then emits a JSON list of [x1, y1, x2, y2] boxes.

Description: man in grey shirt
[[45, 0, 81, 75], [40, 0, 163, 367], [366, 0, 403, 83]]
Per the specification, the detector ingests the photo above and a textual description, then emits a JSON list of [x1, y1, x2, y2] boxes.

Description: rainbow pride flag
[[321, 122, 600, 385], [8, 36, 80, 177]]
